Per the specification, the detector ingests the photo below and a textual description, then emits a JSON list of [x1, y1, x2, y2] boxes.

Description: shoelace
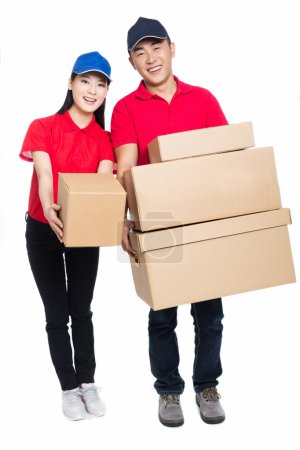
[[80, 385, 101, 397], [161, 394, 180, 407], [202, 387, 221, 402]]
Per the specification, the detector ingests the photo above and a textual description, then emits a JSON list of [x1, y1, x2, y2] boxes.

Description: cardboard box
[[124, 147, 282, 231], [148, 122, 255, 163], [58, 173, 126, 247], [129, 209, 296, 310]]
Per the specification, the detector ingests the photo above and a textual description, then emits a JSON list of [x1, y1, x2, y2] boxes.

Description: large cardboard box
[[58, 173, 126, 247], [148, 122, 255, 163], [129, 209, 296, 310], [124, 147, 282, 231]]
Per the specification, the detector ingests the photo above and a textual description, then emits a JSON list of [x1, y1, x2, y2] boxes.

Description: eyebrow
[[133, 39, 163, 53], [79, 73, 106, 82]]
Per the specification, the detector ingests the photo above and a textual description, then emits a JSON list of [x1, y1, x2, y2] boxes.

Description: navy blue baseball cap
[[71, 51, 112, 81], [127, 17, 170, 52]]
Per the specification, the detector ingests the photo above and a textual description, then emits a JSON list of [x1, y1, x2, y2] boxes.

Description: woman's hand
[[44, 204, 64, 242], [122, 219, 135, 256]]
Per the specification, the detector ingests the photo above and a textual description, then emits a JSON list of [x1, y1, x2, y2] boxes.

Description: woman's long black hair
[[57, 73, 110, 129]]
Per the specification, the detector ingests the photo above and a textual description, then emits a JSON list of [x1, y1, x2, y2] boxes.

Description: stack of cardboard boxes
[[124, 122, 296, 310]]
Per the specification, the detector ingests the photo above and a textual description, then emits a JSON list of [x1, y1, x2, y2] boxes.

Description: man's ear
[[170, 42, 175, 58], [129, 56, 137, 70]]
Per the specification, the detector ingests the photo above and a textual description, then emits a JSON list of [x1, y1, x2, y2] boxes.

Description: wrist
[[43, 203, 51, 212], [43, 204, 55, 219]]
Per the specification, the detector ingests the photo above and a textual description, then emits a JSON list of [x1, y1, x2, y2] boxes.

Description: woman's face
[[68, 72, 109, 114]]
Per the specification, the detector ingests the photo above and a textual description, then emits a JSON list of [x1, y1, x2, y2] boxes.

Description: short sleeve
[[19, 119, 51, 162], [99, 130, 115, 162], [110, 99, 138, 150], [205, 91, 228, 127]]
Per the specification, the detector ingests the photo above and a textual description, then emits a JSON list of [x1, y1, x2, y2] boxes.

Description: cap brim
[[73, 68, 112, 81], [128, 34, 168, 52]]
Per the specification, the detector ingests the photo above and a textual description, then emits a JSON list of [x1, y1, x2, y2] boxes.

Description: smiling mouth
[[148, 65, 162, 73], [83, 97, 97, 103]]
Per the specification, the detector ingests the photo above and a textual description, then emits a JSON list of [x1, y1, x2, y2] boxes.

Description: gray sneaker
[[159, 394, 184, 427], [79, 383, 106, 417], [62, 387, 86, 421], [196, 387, 225, 424]]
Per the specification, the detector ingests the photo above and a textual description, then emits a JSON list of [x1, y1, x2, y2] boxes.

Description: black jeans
[[25, 214, 99, 391], [148, 299, 224, 394]]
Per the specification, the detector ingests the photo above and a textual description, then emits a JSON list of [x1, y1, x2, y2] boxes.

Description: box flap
[[130, 209, 291, 253], [58, 173, 126, 195]]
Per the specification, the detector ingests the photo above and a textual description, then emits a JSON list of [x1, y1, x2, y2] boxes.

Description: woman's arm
[[97, 159, 114, 174], [32, 151, 63, 241]]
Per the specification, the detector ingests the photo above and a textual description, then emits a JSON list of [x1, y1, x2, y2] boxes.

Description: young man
[[111, 17, 227, 427]]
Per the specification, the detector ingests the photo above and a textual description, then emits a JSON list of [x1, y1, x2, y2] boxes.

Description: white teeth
[[83, 97, 96, 102], [149, 65, 162, 73]]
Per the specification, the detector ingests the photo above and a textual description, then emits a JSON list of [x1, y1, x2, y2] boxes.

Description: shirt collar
[[60, 110, 99, 138], [135, 75, 193, 100]]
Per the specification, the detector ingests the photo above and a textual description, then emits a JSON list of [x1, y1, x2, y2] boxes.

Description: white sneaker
[[62, 387, 86, 421], [80, 383, 106, 417]]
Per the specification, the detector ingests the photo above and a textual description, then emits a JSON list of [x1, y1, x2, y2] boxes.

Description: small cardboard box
[[58, 173, 126, 247], [129, 209, 296, 310], [124, 147, 282, 232], [148, 122, 255, 163]]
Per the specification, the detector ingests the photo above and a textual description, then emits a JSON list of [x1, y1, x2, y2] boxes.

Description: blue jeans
[[148, 299, 224, 394]]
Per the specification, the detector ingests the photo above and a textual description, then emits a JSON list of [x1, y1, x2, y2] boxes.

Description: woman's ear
[[68, 78, 72, 90]]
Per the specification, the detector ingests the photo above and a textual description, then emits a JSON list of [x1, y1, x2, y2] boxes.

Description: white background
[[0, 0, 299, 449]]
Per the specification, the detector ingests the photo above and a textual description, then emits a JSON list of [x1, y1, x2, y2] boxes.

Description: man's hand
[[122, 219, 135, 256], [44, 204, 64, 242]]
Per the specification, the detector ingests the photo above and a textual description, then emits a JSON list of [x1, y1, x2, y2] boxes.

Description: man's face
[[129, 38, 175, 88]]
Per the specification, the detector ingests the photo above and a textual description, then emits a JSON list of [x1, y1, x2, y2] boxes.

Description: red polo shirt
[[20, 111, 115, 223], [111, 76, 228, 166]]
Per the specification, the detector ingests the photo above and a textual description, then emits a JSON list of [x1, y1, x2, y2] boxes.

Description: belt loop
[[25, 211, 29, 222]]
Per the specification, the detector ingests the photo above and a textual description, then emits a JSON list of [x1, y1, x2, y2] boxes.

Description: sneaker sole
[[86, 410, 105, 417], [159, 415, 184, 427], [63, 412, 86, 421], [200, 413, 225, 425]]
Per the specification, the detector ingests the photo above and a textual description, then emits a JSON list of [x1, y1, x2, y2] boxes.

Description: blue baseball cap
[[71, 51, 112, 81], [127, 17, 170, 52]]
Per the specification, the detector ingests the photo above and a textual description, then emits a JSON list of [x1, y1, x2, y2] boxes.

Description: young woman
[[20, 51, 114, 420]]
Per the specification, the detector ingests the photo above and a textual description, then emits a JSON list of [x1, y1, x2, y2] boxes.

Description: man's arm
[[115, 143, 138, 255], [206, 91, 228, 127]]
